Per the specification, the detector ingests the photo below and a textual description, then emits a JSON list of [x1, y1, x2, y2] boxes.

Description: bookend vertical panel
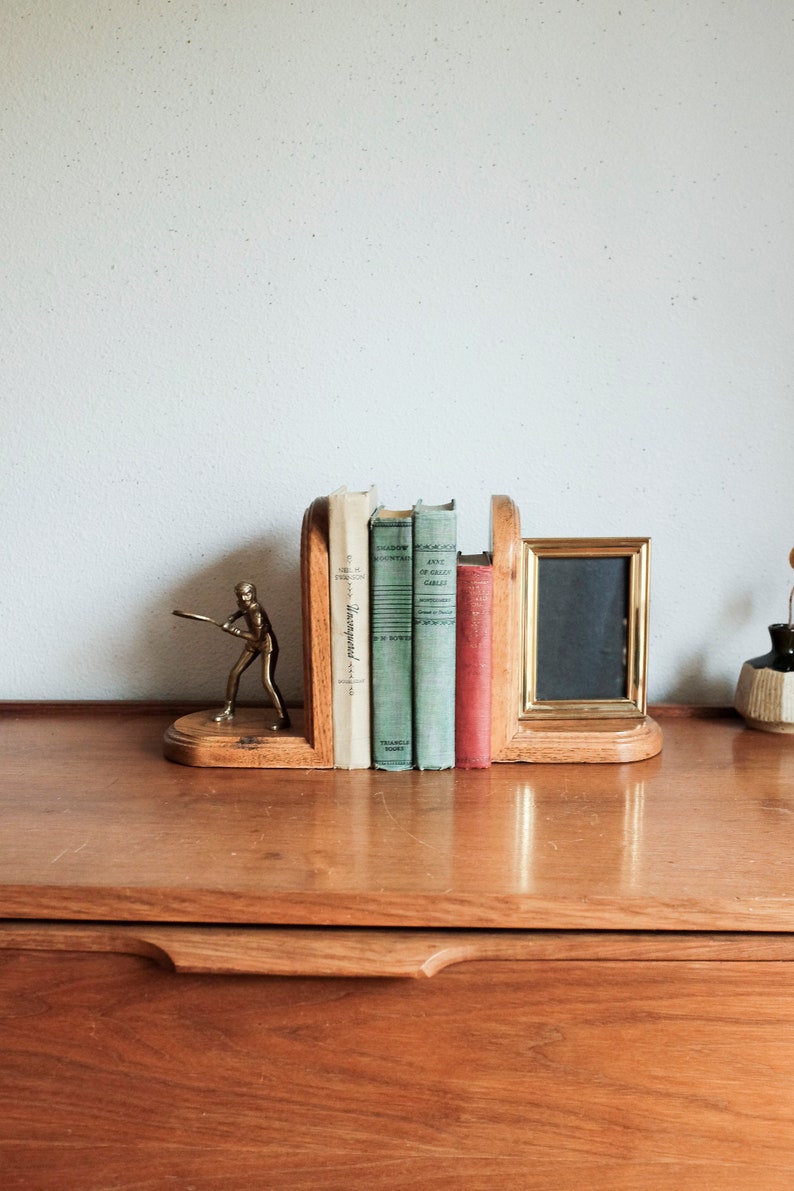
[[300, 496, 334, 766], [490, 495, 523, 762]]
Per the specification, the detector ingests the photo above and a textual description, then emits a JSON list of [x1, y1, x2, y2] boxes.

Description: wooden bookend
[[489, 494, 662, 764], [164, 498, 334, 768]]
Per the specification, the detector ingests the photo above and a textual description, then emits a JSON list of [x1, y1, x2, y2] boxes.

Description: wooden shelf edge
[[0, 702, 739, 718], [648, 704, 740, 719]]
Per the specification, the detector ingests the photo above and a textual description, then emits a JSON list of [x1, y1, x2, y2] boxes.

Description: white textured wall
[[2, 1, 793, 705]]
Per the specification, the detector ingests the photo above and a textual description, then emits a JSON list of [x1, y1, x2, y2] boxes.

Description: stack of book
[[328, 487, 493, 771]]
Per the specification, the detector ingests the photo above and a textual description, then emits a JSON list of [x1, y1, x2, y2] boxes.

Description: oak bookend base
[[163, 708, 331, 768], [494, 714, 663, 764]]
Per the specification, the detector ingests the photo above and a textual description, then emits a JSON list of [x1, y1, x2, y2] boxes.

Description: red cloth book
[[455, 553, 493, 769]]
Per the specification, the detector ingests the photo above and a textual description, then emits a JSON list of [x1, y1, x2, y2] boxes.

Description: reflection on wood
[[3, 705, 794, 1185], [0, 708, 792, 931]]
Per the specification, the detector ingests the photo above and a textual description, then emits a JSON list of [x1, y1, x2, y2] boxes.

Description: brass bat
[[172, 609, 225, 628]]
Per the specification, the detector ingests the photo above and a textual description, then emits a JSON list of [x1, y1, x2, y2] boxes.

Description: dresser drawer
[[2, 945, 794, 1189]]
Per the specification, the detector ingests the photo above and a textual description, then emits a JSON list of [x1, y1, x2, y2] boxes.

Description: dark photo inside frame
[[535, 556, 630, 701]]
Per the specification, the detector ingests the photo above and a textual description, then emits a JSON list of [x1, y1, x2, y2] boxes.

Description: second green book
[[370, 506, 414, 770], [412, 499, 457, 770]]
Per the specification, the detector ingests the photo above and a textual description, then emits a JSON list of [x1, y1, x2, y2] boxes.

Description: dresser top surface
[[1, 707, 793, 930]]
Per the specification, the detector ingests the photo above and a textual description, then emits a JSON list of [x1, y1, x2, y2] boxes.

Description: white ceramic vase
[[734, 624, 794, 734]]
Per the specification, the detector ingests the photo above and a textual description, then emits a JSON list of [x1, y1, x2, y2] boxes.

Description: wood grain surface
[[490, 493, 523, 760], [2, 951, 794, 1188], [3, 706, 794, 1187], [1, 706, 794, 929]]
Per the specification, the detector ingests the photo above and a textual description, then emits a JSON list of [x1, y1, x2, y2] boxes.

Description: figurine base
[[493, 715, 663, 764], [164, 708, 331, 768]]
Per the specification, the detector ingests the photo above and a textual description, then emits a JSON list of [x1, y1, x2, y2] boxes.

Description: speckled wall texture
[[2, 1, 793, 704]]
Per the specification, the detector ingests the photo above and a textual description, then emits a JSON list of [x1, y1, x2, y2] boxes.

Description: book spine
[[329, 488, 376, 768], [370, 512, 413, 771], [455, 559, 493, 768], [412, 502, 457, 770]]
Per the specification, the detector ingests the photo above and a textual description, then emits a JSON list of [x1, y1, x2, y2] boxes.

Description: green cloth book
[[370, 506, 414, 771], [412, 499, 457, 770]]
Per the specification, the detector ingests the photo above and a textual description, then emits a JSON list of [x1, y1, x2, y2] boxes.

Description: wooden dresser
[[1, 706, 794, 1189]]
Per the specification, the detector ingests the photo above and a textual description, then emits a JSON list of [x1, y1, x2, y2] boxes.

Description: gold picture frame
[[520, 537, 651, 720]]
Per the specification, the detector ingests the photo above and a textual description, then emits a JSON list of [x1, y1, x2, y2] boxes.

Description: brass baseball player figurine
[[174, 582, 290, 728]]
